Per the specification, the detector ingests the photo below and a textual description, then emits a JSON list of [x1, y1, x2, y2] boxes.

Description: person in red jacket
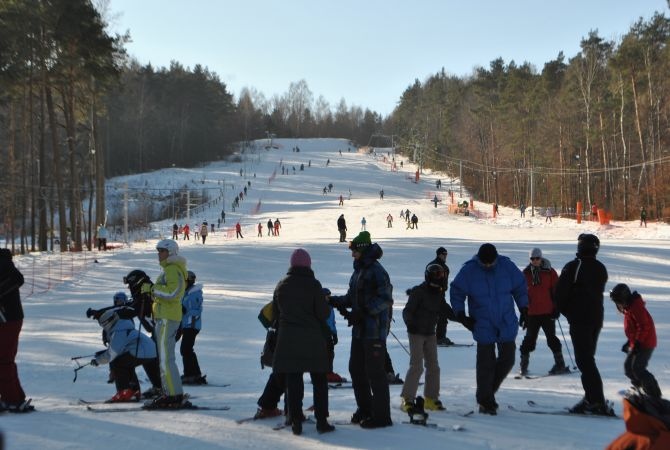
[[518, 248, 568, 376], [610, 283, 662, 398]]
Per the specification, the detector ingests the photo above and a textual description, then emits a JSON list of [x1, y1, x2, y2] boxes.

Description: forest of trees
[[0, 0, 381, 253], [387, 12, 670, 222], [1, 1, 669, 254]]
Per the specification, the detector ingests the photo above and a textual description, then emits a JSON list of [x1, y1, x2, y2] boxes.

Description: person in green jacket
[[141, 239, 189, 409]]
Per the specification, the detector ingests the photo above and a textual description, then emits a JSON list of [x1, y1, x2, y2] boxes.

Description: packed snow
[[4, 138, 670, 449]]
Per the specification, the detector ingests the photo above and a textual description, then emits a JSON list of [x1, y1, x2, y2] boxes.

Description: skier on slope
[[426, 247, 454, 346], [400, 264, 448, 413], [180, 271, 206, 385], [518, 247, 567, 377], [90, 309, 162, 403]]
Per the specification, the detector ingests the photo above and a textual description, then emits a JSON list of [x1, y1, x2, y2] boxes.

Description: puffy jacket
[[0, 252, 24, 322], [181, 284, 203, 330], [555, 256, 607, 326], [152, 255, 188, 321], [403, 282, 443, 335], [450, 255, 528, 344], [330, 243, 393, 340], [271, 266, 330, 374], [623, 294, 657, 350], [523, 258, 558, 316], [95, 319, 157, 365]]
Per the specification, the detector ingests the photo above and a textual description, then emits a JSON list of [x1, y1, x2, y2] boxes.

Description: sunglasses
[[530, 257, 541, 261]]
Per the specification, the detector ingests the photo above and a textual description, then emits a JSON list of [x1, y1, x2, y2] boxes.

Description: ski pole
[[557, 318, 577, 371], [70, 354, 96, 361], [73, 359, 92, 383], [388, 329, 410, 356]]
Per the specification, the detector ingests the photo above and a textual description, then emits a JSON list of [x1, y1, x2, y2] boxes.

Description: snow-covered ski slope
[[6, 138, 670, 449]]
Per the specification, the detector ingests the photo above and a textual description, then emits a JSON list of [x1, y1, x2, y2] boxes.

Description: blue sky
[[108, 0, 668, 116]]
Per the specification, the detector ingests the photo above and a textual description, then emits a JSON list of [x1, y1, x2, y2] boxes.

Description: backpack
[[258, 301, 277, 369]]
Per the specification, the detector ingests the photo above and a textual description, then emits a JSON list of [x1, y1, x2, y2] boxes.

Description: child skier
[[400, 264, 447, 412], [90, 309, 162, 402], [180, 271, 206, 385], [610, 283, 662, 398]]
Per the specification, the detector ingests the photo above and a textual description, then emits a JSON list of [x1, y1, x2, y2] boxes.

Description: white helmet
[[156, 239, 179, 256], [98, 309, 119, 331]]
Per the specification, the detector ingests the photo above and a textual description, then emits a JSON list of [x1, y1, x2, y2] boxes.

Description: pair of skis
[[508, 400, 619, 419], [514, 368, 573, 380]]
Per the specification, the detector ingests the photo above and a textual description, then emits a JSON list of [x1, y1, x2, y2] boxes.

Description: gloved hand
[[406, 324, 418, 334], [550, 307, 560, 320], [322, 288, 331, 296], [175, 327, 183, 342], [346, 309, 365, 327], [332, 334, 338, 346], [621, 341, 630, 353], [140, 283, 153, 295], [519, 307, 528, 330], [90, 359, 99, 367], [456, 311, 475, 332], [630, 341, 641, 354], [86, 308, 97, 319]]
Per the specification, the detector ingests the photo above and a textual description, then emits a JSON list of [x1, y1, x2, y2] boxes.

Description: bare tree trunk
[[618, 74, 629, 220], [45, 85, 68, 252], [631, 75, 648, 203], [38, 88, 48, 250], [7, 101, 17, 253], [63, 85, 82, 251]]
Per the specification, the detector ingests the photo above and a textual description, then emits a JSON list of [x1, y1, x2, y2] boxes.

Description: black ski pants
[[110, 352, 161, 391], [569, 323, 605, 404], [285, 372, 328, 423], [258, 372, 285, 410], [519, 315, 562, 355], [349, 338, 390, 421], [625, 348, 662, 398], [475, 341, 515, 407], [180, 328, 202, 378]]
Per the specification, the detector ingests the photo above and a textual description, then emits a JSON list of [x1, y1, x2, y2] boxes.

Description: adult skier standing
[[329, 231, 394, 429], [556, 234, 613, 416]]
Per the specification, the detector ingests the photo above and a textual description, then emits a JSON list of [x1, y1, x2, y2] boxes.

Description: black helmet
[[123, 270, 151, 290], [186, 270, 196, 286], [610, 283, 632, 306], [577, 233, 600, 257], [425, 263, 447, 287]]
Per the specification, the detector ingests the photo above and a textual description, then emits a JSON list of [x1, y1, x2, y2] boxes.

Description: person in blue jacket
[[91, 309, 162, 403], [450, 243, 528, 415], [329, 231, 394, 429], [180, 271, 206, 385]]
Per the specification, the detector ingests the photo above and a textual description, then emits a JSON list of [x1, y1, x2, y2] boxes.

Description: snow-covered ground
[[5, 138, 670, 449]]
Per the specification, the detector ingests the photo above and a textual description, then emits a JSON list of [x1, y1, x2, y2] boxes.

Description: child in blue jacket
[[180, 271, 206, 385]]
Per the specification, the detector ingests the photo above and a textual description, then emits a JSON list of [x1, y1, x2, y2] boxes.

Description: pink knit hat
[[290, 248, 311, 268]]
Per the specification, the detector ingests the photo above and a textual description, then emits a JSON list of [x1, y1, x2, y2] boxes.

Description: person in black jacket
[[426, 247, 454, 346], [556, 234, 613, 416], [0, 249, 34, 413], [272, 248, 334, 435], [337, 214, 347, 242], [400, 264, 448, 413]]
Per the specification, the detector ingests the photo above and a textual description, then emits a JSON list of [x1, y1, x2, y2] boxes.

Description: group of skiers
[[2, 228, 662, 430], [250, 229, 663, 436], [172, 222, 212, 244], [81, 239, 206, 409]]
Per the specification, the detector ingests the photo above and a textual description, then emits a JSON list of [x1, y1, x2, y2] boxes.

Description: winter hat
[[436, 247, 448, 256], [477, 243, 498, 264], [290, 248, 311, 268], [350, 231, 372, 251], [530, 248, 542, 259]]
